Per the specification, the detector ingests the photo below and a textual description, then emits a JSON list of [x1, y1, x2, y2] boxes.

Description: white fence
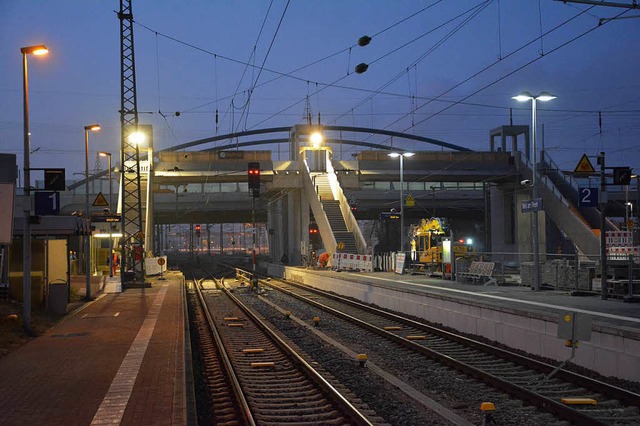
[[331, 253, 373, 271]]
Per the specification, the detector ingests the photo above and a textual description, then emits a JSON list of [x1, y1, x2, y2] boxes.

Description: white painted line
[[351, 273, 640, 325], [91, 284, 169, 425]]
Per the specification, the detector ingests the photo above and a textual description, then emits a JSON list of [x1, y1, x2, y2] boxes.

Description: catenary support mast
[[118, 0, 145, 284]]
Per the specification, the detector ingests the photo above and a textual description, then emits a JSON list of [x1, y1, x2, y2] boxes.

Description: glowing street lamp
[[128, 131, 147, 145], [388, 151, 415, 253], [512, 91, 556, 292], [310, 131, 323, 149], [21, 44, 49, 333], [84, 124, 100, 299]]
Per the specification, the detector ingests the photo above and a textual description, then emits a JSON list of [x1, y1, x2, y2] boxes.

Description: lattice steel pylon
[[118, 0, 145, 284]]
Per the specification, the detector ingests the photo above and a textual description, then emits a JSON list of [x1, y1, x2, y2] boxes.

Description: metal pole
[[84, 130, 92, 299], [574, 251, 580, 291], [252, 196, 256, 271], [599, 152, 608, 300], [22, 52, 32, 334], [107, 154, 112, 210], [107, 154, 113, 277], [625, 185, 630, 230], [400, 155, 404, 253], [628, 254, 633, 299], [531, 97, 541, 292]]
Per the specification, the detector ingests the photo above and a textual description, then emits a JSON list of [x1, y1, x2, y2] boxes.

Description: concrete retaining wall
[[274, 266, 640, 383]]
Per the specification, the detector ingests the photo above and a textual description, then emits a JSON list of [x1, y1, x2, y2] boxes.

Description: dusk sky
[[1, 1, 639, 181]]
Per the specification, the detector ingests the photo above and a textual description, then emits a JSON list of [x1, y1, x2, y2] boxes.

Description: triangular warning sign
[[92, 192, 109, 207], [574, 154, 595, 174]]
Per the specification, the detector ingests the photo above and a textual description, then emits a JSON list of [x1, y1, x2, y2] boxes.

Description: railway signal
[[248, 162, 260, 198]]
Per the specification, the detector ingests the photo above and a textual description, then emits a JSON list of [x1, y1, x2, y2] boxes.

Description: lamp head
[[128, 131, 147, 145], [98, 151, 111, 157], [403, 152, 415, 158], [388, 152, 400, 158], [84, 124, 101, 132], [21, 45, 49, 56], [537, 92, 557, 102], [310, 131, 323, 149], [512, 91, 533, 102]]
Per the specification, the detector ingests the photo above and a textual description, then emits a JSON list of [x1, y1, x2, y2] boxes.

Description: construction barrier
[[332, 253, 373, 272], [607, 246, 640, 261], [606, 231, 633, 247]]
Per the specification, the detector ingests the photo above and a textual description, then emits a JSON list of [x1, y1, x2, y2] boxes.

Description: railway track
[[187, 268, 376, 425], [241, 270, 640, 426]]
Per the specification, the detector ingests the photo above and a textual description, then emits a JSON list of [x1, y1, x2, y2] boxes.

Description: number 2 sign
[[578, 187, 598, 207]]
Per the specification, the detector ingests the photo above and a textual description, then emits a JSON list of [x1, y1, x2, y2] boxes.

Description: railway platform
[[269, 265, 640, 383], [0, 272, 191, 426]]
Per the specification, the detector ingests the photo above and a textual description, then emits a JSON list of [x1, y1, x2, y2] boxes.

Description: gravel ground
[[236, 287, 454, 425], [238, 286, 573, 426]]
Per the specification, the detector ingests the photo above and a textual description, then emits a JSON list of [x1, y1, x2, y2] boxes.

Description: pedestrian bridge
[[53, 125, 630, 263]]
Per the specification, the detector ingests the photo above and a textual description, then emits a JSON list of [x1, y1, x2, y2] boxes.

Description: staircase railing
[[539, 151, 619, 232], [325, 157, 367, 254], [300, 159, 337, 253]]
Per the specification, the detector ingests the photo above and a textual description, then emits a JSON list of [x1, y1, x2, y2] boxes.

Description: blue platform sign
[[521, 198, 543, 213], [34, 191, 60, 215], [578, 187, 598, 207], [380, 211, 401, 220]]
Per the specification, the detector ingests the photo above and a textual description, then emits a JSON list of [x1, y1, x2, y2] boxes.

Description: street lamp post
[[84, 124, 100, 298], [513, 91, 556, 292], [99, 151, 113, 276], [388, 152, 415, 253], [21, 44, 49, 334]]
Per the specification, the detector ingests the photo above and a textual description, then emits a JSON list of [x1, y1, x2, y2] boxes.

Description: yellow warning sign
[[405, 194, 415, 207], [574, 154, 595, 174], [92, 192, 109, 207], [337, 241, 345, 250]]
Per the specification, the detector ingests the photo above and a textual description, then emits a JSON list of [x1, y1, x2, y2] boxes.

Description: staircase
[[540, 151, 617, 232], [519, 154, 601, 258], [314, 174, 358, 253]]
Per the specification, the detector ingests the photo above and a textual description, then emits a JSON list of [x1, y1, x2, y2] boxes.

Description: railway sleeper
[[249, 399, 337, 409], [244, 389, 321, 398], [252, 411, 344, 423]]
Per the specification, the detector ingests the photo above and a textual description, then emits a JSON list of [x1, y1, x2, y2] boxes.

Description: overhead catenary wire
[[361, 2, 600, 146], [331, 1, 492, 126]]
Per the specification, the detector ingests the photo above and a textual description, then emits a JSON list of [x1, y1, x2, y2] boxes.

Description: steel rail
[[248, 271, 628, 426], [191, 275, 256, 426]]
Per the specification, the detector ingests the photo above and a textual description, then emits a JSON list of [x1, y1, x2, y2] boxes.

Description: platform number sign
[[34, 191, 60, 215], [578, 187, 598, 207]]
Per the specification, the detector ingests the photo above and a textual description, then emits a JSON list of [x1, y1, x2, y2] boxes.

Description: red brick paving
[[0, 273, 186, 426]]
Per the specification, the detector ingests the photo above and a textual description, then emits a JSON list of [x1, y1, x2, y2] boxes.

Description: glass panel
[[220, 183, 237, 192], [408, 182, 425, 191], [186, 183, 201, 193], [375, 182, 391, 190], [203, 183, 219, 193]]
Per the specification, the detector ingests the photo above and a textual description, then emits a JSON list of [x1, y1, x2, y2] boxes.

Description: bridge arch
[[161, 125, 472, 153]]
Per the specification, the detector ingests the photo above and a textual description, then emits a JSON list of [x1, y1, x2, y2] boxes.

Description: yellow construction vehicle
[[410, 217, 471, 267]]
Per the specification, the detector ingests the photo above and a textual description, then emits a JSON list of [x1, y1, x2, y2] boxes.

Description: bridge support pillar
[[490, 183, 546, 262], [267, 187, 310, 266]]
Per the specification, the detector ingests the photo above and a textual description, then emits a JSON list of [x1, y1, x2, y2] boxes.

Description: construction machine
[[410, 217, 472, 268]]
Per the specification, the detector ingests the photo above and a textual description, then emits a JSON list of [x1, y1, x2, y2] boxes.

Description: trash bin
[[48, 281, 68, 315]]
